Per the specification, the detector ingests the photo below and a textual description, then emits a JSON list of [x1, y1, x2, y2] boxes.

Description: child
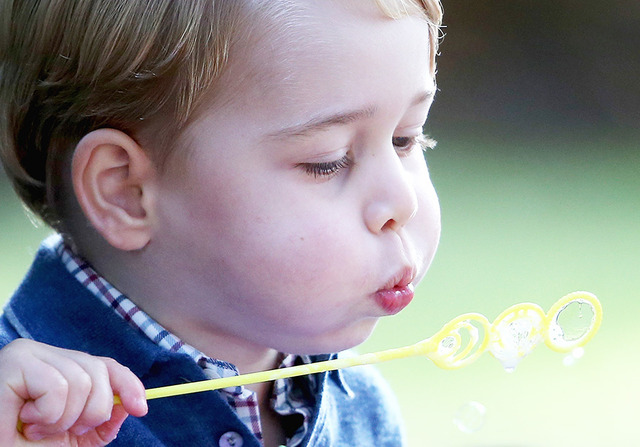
[[0, 0, 442, 445]]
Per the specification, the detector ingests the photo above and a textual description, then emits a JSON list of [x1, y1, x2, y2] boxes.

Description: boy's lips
[[373, 267, 416, 315]]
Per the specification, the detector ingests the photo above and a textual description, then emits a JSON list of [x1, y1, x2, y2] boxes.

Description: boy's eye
[[298, 154, 353, 179], [392, 136, 415, 151], [392, 134, 437, 154]]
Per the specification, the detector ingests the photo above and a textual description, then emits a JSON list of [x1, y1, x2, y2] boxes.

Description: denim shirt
[[1, 241, 407, 446]]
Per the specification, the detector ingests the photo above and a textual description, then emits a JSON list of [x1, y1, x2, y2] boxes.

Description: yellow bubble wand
[[114, 291, 601, 404]]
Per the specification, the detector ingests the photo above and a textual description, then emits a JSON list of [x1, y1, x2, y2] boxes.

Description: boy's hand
[[0, 339, 148, 446]]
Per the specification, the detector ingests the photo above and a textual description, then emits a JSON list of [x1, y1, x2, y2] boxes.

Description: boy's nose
[[363, 153, 419, 234]]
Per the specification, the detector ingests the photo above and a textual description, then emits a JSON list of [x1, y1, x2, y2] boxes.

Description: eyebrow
[[412, 89, 436, 107], [267, 89, 436, 140], [267, 106, 377, 140]]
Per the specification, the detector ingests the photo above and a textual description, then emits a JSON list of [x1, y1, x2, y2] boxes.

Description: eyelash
[[300, 155, 353, 179], [392, 133, 437, 153], [300, 133, 436, 179]]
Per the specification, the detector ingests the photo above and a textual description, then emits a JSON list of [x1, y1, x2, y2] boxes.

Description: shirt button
[[219, 431, 244, 447]]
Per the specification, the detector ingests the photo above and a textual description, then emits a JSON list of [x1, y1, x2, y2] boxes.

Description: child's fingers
[[0, 342, 69, 442], [92, 403, 130, 443], [14, 356, 72, 426], [0, 339, 146, 443], [56, 353, 115, 436], [51, 353, 147, 435], [100, 357, 148, 418], [19, 348, 112, 438], [29, 355, 147, 442]]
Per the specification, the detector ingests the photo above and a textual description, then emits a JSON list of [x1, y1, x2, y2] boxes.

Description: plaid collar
[[52, 236, 317, 446]]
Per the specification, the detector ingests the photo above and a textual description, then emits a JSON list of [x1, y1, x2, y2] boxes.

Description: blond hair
[[0, 0, 442, 231]]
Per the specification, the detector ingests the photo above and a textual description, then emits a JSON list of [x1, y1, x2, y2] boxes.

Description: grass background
[[2, 131, 638, 446]]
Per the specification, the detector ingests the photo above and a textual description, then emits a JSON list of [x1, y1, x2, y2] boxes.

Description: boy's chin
[[284, 318, 379, 356]]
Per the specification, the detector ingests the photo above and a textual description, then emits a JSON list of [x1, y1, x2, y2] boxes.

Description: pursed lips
[[373, 266, 416, 314]]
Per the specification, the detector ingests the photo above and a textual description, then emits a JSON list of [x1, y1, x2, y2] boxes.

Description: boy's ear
[[72, 129, 157, 251]]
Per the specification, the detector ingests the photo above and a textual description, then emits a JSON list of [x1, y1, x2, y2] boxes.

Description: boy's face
[[151, 0, 441, 355]]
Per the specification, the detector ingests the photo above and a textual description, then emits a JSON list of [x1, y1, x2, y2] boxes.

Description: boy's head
[[1, 0, 443, 356], [0, 0, 241, 232], [0, 0, 441, 235]]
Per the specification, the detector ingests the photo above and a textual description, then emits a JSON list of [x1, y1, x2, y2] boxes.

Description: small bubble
[[508, 319, 531, 344], [442, 336, 455, 348], [453, 401, 486, 434], [490, 316, 539, 371], [562, 346, 585, 367], [438, 335, 457, 355]]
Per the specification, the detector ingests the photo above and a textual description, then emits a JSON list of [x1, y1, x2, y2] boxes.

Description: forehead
[[246, 0, 430, 71], [209, 0, 433, 121]]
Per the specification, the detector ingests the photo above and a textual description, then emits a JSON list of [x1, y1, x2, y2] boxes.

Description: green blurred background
[[1, 0, 638, 445]]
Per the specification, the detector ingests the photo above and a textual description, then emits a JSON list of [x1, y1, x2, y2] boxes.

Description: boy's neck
[[77, 241, 289, 445], [77, 242, 282, 376], [136, 293, 283, 376]]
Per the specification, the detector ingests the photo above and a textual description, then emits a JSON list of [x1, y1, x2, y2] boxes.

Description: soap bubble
[[453, 401, 486, 433], [507, 318, 534, 347], [545, 293, 602, 353], [555, 300, 594, 342], [438, 335, 457, 356], [562, 346, 585, 367], [489, 304, 545, 372]]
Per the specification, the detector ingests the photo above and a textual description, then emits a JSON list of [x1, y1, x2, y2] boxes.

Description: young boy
[[0, 0, 442, 445]]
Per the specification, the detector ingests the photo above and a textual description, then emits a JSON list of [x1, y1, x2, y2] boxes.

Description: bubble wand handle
[[112, 344, 424, 404], [165, 347, 417, 399], [113, 291, 601, 404], [124, 314, 491, 403]]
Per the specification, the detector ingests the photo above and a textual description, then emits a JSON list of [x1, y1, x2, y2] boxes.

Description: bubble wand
[[115, 291, 602, 404]]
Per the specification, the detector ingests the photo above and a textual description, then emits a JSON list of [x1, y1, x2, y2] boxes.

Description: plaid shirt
[[54, 238, 316, 446]]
